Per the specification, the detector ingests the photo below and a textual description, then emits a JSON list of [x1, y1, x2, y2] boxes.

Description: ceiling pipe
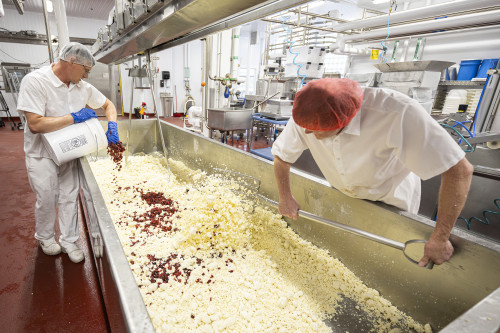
[[52, 0, 70, 49], [339, 9, 500, 43], [333, 0, 499, 32], [41, 0, 54, 63]]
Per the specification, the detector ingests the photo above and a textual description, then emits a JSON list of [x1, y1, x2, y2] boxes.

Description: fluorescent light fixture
[[46, 0, 54, 13], [372, 0, 390, 4]]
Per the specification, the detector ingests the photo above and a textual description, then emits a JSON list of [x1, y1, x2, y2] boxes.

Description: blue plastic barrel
[[475, 58, 499, 78], [456, 59, 481, 81]]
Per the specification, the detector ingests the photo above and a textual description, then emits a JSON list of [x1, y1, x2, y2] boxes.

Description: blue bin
[[456, 59, 481, 81], [475, 58, 499, 78]]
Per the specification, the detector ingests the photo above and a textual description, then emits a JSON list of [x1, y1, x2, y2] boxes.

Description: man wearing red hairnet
[[271, 78, 473, 267]]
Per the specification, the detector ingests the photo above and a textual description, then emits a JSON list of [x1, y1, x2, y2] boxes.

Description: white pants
[[26, 157, 80, 246]]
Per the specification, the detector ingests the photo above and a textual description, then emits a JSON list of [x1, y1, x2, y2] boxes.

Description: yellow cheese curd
[[90, 155, 431, 333]]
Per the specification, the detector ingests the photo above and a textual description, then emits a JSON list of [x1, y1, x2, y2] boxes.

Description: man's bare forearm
[[24, 112, 74, 134], [433, 158, 473, 241], [102, 98, 117, 122], [274, 156, 293, 199]]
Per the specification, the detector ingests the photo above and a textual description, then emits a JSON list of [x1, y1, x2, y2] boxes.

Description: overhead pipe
[[202, 36, 213, 133], [334, 0, 499, 32], [338, 10, 500, 43], [41, 0, 54, 63], [230, 26, 241, 82], [53, 0, 70, 49]]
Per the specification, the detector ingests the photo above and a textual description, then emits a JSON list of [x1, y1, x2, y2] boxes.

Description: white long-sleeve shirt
[[271, 87, 465, 213]]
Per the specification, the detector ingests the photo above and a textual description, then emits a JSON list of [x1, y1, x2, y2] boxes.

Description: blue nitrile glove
[[106, 121, 119, 143], [71, 108, 97, 123]]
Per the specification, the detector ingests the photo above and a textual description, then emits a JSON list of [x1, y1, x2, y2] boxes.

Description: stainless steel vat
[[260, 99, 293, 119], [79, 119, 500, 332], [207, 107, 253, 131]]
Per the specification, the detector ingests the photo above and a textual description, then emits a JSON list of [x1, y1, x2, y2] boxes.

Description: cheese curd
[[90, 155, 430, 333]]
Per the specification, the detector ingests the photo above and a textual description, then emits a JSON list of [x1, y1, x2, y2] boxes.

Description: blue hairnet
[[59, 42, 96, 67]]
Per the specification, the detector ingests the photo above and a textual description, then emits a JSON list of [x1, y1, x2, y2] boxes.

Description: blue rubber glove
[[106, 121, 119, 143], [71, 108, 97, 123]]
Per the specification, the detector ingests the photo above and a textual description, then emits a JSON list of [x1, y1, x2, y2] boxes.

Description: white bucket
[[41, 118, 107, 166]]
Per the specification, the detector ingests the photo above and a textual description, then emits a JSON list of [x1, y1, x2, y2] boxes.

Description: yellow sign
[[371, 49, 379, 60]]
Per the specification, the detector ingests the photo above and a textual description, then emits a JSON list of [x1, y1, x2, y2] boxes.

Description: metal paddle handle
[[258, 195, 434, 269]]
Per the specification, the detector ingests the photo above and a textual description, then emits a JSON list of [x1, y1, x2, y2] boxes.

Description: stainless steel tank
[[79, 119, 500, 332]]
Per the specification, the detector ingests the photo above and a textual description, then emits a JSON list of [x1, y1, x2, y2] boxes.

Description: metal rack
[[0, 63, 30, 130], [434, 80, 486, 112], [0, 90, 16, 130]]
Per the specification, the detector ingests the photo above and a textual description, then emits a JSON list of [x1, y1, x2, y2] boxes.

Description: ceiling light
[[46, 0, 54, 13], [372, 0, 390, 4]]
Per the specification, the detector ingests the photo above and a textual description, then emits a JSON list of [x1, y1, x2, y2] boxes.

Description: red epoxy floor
[[0, 116, 272, 332], [0, 126, 109, 332]]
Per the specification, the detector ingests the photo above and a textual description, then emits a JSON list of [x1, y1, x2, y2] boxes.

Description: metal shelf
[[439, 80, 486, 86]]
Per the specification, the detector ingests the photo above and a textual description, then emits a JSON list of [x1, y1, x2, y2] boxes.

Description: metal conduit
[[340, 9, 500, 43], [41, 0, 54, 63], [334, 0, 500, 32]]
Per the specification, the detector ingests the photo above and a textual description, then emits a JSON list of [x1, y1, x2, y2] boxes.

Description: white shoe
[[61, 242, 85, 263], [39, 239, 61, 255]]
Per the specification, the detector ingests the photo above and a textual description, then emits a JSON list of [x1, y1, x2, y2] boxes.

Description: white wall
[[0, 8, 107, 116]]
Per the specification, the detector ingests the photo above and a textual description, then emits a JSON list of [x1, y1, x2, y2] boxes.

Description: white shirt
[[271, 87, 465, 213], [17, 65, 106, 158]]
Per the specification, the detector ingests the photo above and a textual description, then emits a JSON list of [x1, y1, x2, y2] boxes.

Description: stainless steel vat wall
[[79, 155, 155, 332], [81, 119, 500, 331]]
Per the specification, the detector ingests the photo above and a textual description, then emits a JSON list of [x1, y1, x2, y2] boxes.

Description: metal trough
[[78, 119, 500, 332]]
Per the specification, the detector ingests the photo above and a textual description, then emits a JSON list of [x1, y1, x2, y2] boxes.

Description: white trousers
[[26, 157, 80, 246]]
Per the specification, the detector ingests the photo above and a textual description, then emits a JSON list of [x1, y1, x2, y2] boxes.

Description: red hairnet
[[292, 78, 364, 131]]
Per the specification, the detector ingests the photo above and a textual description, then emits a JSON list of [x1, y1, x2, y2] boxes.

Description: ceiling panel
[[3, 0, 115, 20]]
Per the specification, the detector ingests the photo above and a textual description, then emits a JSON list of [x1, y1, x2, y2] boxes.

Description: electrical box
[[162, 71, 170, 80]]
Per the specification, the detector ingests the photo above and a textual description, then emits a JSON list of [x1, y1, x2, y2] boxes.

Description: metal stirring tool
[[257, 195, 435, 269], [212, 168, 434, 269]]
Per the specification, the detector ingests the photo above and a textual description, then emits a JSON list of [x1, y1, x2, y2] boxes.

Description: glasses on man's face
[[63, 59, 91, 74], [74, 63, 92, 75]]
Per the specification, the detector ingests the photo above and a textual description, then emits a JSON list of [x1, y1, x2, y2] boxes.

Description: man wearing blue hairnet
[[17, 42, 119, 263]]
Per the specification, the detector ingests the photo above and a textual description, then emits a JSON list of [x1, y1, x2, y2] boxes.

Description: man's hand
[[418, 237, 454, 267], [278, 195, 300, 220], [71, 108, 97, 123], [106, 121, 119, 143], [419, 158, 472, 267]]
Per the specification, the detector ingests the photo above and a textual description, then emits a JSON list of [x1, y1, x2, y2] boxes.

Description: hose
[[440, 123, 474, 152], [380, 1, 396, 64], [457, 199, 500, 230], [451, 120, 473, 144], [280, 11, 307, 86]]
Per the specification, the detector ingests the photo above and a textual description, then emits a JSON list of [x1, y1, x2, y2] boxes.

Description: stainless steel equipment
[[207, 107, 253, 131], [374, 60, 455, 112], [93, 0, 310, 64], [373, 60, 455, 73], [79, 119, 500, 332], [0, 62, 31, 93], [260, 99, 293, 119], [345, 72, 381, 87]]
